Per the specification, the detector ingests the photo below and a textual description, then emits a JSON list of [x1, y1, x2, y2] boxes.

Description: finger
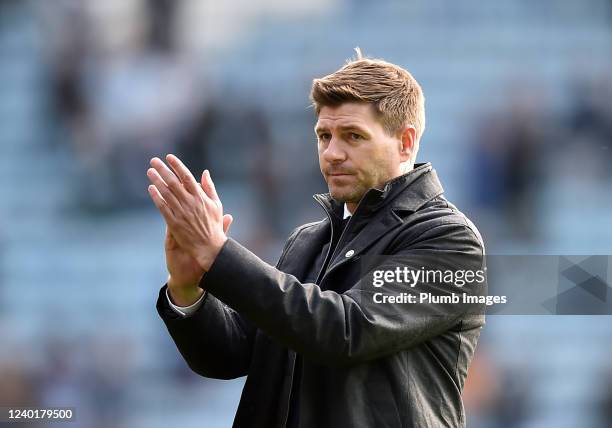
[[222, 213, 233, 234], [200, 169, 220, 203], [166, 154, 199, 195], [150, 157, 190, 199], [148, 184, 175, 224], [146, 168, 181, 209]]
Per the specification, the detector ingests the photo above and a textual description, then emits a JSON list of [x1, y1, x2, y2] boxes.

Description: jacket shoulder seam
[[276, 220, 325, 267], [297, 219, 325, 231]]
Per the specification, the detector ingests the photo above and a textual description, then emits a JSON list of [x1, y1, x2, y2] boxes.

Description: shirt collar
[[343, 204, 352, 219]]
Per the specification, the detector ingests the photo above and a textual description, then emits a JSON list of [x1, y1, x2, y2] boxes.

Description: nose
[[322, 137, 346, 164]]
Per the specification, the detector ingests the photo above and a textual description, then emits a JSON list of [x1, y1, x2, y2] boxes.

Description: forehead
[[315, 102, 381, 130]]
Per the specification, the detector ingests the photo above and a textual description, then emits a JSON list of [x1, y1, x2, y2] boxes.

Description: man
[[148, 53, 486, 427]]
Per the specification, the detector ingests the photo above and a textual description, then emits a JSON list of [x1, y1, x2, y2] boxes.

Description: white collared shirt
[[343, 203, 352, 219]]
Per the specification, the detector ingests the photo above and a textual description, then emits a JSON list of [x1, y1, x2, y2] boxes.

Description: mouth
[[327, 171, 354, 177]]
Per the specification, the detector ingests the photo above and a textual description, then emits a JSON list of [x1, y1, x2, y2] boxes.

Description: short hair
[[310, 50, 426, 142]]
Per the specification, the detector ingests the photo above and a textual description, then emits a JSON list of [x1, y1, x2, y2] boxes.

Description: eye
[[349, 133, 363, 141], [318, 133, 331, 142]]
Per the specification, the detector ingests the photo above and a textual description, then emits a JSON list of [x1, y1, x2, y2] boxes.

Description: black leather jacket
[[157, 163, 486, 427]]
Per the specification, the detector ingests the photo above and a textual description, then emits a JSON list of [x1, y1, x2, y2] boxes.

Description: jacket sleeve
[[155, 226, 306, 379], [201, 222, 486, 367], [156, 284, 256, 379]]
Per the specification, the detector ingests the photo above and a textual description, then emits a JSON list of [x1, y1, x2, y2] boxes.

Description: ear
[[398, 126, 417, 162]]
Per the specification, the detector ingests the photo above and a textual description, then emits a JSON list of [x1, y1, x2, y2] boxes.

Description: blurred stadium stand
[[1, 0, 612, 427]]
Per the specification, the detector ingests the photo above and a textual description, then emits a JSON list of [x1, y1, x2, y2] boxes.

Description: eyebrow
[[314, 124, 370, 134]]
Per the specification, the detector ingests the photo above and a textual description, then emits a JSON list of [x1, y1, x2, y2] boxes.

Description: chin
[[329, 189, 347, 202], [329, 191, 344, 201], [330, 189, 361, 204]]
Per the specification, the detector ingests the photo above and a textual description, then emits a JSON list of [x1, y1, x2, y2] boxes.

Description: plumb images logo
[[543, 256, 612, 315]]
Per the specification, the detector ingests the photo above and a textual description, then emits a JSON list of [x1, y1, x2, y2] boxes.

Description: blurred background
[[1, 0, 612, 427]]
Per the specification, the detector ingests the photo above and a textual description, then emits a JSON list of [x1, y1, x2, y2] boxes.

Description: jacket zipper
[[317, 194, 372, 280], [282, 194, 369, 427], [281, 195, 337, 428]]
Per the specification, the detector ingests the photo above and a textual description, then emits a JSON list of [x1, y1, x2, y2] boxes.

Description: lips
[[327, 171, 354, 176]]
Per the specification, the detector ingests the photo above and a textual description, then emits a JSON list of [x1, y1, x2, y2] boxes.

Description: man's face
[[315, 102, 411, 209]]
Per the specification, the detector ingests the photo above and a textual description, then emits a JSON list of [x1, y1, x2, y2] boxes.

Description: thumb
[[222, 214, 233, 235]]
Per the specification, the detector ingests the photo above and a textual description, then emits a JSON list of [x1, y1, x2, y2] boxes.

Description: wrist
[[196, 236, 228, 272], [167, 278, 205, 307]]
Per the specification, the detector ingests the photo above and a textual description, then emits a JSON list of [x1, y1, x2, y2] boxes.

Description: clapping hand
[[147, 154, 232, 305]]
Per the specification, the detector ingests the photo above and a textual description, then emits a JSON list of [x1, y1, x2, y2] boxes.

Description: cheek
[[362, 146, 395, 180], [317, 148, 325, 165]]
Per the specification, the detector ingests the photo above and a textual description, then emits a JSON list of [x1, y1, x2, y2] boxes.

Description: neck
[[399, 161, 414, 175]]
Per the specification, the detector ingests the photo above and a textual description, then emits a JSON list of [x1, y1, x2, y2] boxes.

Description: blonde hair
[[310, 49, 426, 142]]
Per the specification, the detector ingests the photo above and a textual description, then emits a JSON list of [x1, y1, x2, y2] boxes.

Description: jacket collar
[[313, 162, 443, 220], [311, 163, 445, 279]]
